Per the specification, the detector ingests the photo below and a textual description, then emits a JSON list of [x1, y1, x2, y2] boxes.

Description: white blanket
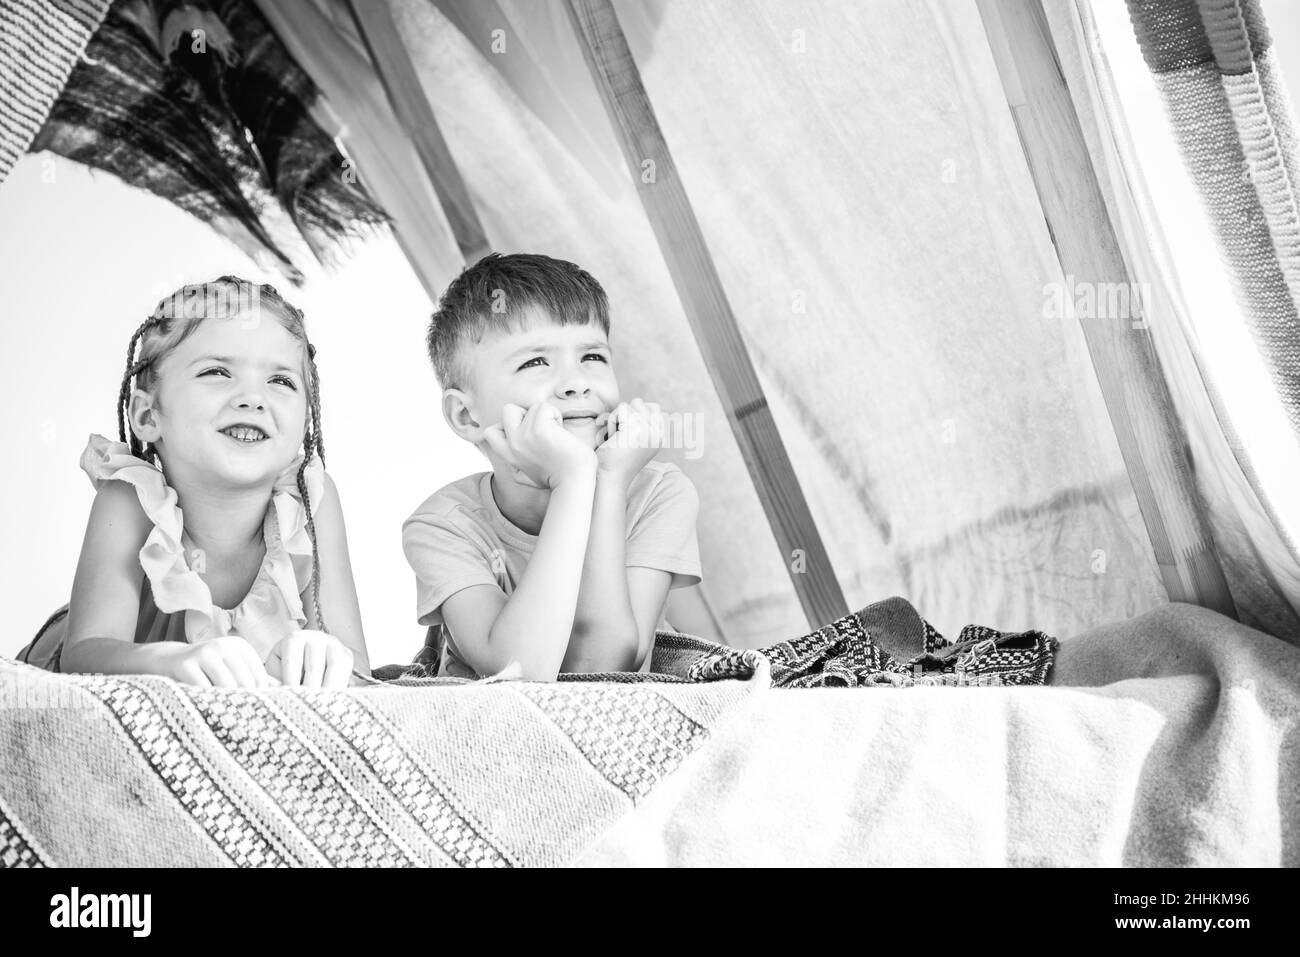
[[577, 603, 1300, 865]]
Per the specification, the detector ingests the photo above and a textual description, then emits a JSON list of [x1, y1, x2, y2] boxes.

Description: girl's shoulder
[[78, 432, 177, 534], [80, 432, 163, 486]]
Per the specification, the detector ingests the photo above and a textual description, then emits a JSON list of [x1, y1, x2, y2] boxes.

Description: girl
[[19, 276, 369, 688]]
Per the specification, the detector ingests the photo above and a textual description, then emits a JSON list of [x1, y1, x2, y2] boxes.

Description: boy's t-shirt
[[402, 460, 702, 678]]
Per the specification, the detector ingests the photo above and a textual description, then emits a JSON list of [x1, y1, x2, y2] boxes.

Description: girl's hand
[[165, 636, 277, 689], [264, 629, 354, 689], [483, 399, 597, 490], [596, 399, 665, 486]]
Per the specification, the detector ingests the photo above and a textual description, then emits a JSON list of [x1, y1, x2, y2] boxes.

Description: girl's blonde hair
[[116, 276, 329, 632]]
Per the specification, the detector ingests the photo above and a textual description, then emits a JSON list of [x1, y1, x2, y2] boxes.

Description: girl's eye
[[518, 357, 545, 371], [270, 375, 298, 390], [584, 353, 608, 363], [199, 367, 230, 378]]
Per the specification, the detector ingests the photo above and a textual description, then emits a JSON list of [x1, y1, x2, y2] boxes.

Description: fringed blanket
[[2, 600, 1298, 866], [0, 0, 111, 185], [29, 0, 388, 280]]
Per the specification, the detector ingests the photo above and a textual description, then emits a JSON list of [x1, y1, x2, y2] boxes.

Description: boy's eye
[[199, 367, 230, 378], [518, 353, 607, 371]]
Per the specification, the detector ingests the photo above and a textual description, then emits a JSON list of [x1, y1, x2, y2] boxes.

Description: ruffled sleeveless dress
[[19, 433, 325, 672]]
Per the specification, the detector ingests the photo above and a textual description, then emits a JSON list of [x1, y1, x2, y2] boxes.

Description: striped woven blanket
[[0, 651, 759, 867], [4, 599, 1297, 866]]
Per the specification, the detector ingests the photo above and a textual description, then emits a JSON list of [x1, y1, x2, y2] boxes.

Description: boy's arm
[[443, 472, 598, 680], [565, 471, 642, 672], [626, 567, 673, 668]]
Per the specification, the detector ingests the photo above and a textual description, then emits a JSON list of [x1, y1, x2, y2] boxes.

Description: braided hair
[[116, 276, 330, 633]]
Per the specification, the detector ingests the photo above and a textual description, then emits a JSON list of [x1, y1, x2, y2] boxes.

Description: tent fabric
[[29, 0, 389, 281], [0, 0, 110, 184], [1045, 0, 1300, 644], [251, 0, 463, 300], [123, 0, 1300, 649], [271, 0, 1173, 648], [1125, 0, 1300, 446]]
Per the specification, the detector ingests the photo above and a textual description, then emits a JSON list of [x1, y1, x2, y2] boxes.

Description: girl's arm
[[300, 473, 370, 675], [60, 481, 180, 675], [63, 483, 282, 687]]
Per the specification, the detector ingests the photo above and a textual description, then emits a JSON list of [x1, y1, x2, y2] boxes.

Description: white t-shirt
[[402, 461, 702, 677]]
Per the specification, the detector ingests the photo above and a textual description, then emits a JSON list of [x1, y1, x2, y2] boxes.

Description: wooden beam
[[564, 0, 849, 630], [977, 0, 1237, 617], [346, 0, 491, 263]]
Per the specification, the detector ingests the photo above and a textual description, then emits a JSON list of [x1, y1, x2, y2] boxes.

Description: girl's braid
[[296, 338, 328, 634], [116, 317, 160, 463]]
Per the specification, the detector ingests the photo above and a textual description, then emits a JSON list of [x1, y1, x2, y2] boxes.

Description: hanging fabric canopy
[[253, 0, 1300, 646], [1050, 0, 1300, 643], [27, 0, 389, 280], [7, 0, 1300, 870], [8, 0, 1300, 648]]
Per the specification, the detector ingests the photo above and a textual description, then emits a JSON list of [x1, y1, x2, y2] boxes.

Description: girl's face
[[133, 313, 309, 489]]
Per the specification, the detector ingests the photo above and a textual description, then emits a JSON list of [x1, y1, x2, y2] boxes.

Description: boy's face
[[456, 304, 620, 450]]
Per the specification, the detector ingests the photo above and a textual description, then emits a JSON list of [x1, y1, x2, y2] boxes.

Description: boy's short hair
[[426, 252, 610, 391]]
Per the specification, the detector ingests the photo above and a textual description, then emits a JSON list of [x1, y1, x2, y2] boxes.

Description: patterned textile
[[0, 650, 757, 867], [683, 614, 1056, 688], [378, 596, 1057, 688], [28, 0, 388, 281], [0, 795, 50, 868], [1126, 0, 1300, 442], [0, 0, 110, 184]]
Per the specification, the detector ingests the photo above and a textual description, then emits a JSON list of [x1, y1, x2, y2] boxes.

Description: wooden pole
[[977, 0, 1237, 617], [563, 0, 850, 629], [346, 0, 491, 263]]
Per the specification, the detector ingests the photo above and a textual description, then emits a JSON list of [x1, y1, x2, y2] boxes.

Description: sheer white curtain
[[1045, 0, 1300, 640], [262, 0, 1183, 645]]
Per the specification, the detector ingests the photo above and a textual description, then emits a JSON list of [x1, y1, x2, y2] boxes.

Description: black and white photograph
[[1, 0, 1297, 899]]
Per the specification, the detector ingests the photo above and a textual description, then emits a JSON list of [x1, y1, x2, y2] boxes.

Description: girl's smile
[[218, 423, 273, 445]]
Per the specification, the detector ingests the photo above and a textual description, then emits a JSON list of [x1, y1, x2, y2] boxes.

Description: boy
[[402, 252, 702, 680]]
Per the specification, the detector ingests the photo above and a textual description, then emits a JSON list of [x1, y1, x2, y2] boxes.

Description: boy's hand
[[596, 398, 665, 486], [483, 399, 597, 490], [264, 630, 354, 689], [164, 636, 277, 689]]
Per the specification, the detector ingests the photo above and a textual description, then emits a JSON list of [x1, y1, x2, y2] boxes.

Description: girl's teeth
[[224, 427, 266, 442]]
